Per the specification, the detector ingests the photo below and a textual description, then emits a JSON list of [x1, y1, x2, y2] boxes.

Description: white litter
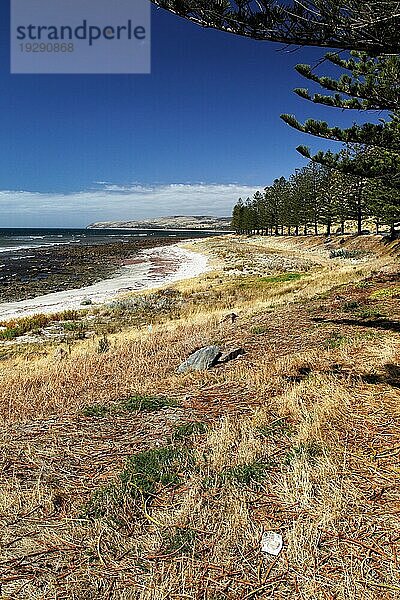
[[261, 532, 283, 556]]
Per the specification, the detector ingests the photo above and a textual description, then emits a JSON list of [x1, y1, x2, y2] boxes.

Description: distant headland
[[87, 215, 233, 231]]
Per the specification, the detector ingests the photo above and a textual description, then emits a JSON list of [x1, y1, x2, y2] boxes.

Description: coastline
[[0, 243, 210, 321], [0, 236, 185, 304]]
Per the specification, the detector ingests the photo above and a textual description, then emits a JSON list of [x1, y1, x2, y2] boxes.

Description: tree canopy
[[231, 158, 400, 238], [150, 1, 400, 53], [281, 52, 400, 184]]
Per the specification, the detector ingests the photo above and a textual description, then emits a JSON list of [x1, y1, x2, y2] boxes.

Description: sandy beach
[[0, 243, 209, 321]]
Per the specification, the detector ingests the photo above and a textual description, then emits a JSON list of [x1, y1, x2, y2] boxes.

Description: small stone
[[177, 345, 221, 374], [219, 312, 238, 324], [261, 532, 283, 556], [81, 298, 93, 306]]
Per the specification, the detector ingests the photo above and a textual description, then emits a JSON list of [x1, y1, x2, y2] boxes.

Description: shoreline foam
[[0, 243, 209, 321]]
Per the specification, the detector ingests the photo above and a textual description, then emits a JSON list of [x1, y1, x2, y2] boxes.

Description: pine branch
[[151, 1, 400, 53]]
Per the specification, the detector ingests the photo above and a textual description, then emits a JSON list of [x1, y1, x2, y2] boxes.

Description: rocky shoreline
[[0, 237, 183, 304]]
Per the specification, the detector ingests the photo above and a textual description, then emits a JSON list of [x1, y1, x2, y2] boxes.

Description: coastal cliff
[[87, 215, 233, 230]]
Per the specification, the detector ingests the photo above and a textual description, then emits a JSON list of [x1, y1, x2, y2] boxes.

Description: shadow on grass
[[362, 364, 400, 388], [312, 316, 400, 334]]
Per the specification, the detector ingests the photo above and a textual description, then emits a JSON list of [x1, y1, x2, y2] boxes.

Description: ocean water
[[0, 227, 221, 254], [0, 228, 217, 319], [0, 243, 211, 320]]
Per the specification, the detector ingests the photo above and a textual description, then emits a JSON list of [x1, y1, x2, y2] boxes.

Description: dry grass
[[0, 235, 399, 599]]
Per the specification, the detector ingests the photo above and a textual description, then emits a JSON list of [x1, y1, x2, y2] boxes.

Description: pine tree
[[281, 52, 400, 184], [366, 179, 400, 238], [231, 197, 245, 232], [150, 1, 399, 54]]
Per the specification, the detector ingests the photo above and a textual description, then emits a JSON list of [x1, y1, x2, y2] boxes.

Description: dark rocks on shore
[[0, 238, 183, 304]]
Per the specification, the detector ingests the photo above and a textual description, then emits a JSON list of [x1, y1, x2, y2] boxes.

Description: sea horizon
[[0, 226, 228, 254]]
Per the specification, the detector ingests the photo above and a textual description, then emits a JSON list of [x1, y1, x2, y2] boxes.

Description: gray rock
[[81, 298, 93, 306], [218, 347, 245, 364], [219, 312, 238, 324], [177, 345, 221, 374]]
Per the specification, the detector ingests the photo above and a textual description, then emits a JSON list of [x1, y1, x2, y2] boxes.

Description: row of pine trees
[[232, 50, 400, 239], [232, 152, 399, 237]]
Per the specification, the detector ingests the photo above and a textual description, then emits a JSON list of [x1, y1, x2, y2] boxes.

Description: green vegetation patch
[[221, 460, 270, 486], [0, 309, 83, 341], [82, 404, 110, 418], [62, 321, 87, 332], [122, 394, 177, 412], [83, 483, 123, 521], [82, 394, 178, 417], [329, 249, 366, 259], [251, 325, 268, 335], [255, 417, 294, 438], [120, 446, 194, 499], [324, 332, 349, 349], [369, 286, 400, 299], [285, 442, 323, 466], [259, 272, 304, 284], [83, 445, 194, 521], [203, 458, 272, 490], [356, 307, 386, 319], [341, 300, 360, 312], [162, 527, 197, 557], [172, 421, 208, 442]]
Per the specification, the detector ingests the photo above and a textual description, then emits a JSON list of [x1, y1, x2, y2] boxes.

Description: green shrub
[[162, 527, 197, 556], [285, 442, 323, 466], [122, 394, 177, 412], [97, 335, 110, 353], [329, 249, 365, 259], [357, 307, 386, 319], [62, 321, 86, 332], [83, 484, 122, 520], [82, 404, 110, 418], [324, 333, 347, 349], [221, 459, 270, 487], [342, 300, 360, 312], [120, 446, 194, 499], [82, 395, 178, 417], [172, 421, 207, 441], [251, 325, 268, 335], [369, 286, 400, 299]]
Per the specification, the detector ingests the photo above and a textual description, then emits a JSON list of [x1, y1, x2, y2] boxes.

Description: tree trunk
[[357, 197, 362, 235], [326, 220, 331, 237]]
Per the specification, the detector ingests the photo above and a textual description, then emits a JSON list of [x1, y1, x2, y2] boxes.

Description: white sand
[[0, 243, 209, 321]]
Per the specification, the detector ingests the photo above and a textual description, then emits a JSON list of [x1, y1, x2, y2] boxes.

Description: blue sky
[[0, 2, 372, 226]]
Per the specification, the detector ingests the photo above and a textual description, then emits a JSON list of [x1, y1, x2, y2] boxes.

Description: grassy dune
[[0, 235, 399, 599]]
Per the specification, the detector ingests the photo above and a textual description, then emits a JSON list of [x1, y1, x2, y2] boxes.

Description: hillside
[[0, 234, 399, 599], [87, 215, 233, 230]]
